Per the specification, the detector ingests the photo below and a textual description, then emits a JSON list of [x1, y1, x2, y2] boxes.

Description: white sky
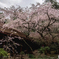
[[0, 0, 44, 8], [0, 0, 59, 8]]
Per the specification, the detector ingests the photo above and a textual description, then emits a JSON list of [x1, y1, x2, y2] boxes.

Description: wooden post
[[8, 53, 10, 59]]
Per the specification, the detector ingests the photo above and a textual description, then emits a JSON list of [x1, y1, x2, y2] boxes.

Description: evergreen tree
[[45, 0, 59, 9], [45, 0, 55, 3]]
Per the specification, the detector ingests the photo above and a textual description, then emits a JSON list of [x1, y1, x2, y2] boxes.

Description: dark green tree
[[45, 0, 59, 9], [45, 0, 55, 3], [52, 1, 59, 9]]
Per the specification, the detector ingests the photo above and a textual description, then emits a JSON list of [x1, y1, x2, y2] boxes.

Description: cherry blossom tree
[[0, 2, 59, 54], [3, 3, 59, 39]]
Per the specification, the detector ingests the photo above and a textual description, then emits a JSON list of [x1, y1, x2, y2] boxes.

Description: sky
[[0, 0, 44, 8], [0, 0, 59, 8]]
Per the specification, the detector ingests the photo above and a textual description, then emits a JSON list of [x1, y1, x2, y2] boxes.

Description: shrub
[[28, 54, 35, 58], [38, 46, 50, 54], [20, 51, 25, 55], [0, 48, 8, 58]]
